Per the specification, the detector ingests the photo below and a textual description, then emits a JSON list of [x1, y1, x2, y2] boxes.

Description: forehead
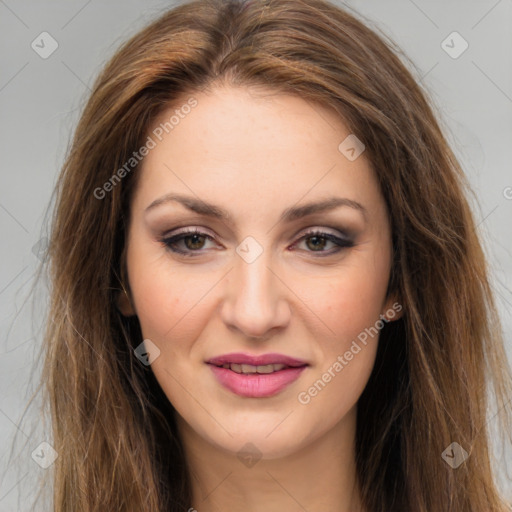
[[132, 86, 381, 219], [148, 85, 348, 156]]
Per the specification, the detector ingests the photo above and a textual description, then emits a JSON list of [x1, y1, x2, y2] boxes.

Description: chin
[[205, 421, 313, 461]]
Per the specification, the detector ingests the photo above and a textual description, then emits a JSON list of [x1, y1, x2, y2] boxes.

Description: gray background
[[1, 0, 511, 510]]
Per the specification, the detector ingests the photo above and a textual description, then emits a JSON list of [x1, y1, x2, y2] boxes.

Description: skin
[[118, 85, 402, 512]]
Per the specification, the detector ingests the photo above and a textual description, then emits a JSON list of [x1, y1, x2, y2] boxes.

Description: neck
[[176, 406, 365, 512]]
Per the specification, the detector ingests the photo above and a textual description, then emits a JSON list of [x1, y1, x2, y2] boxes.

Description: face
[[118, 85, 400, 460]]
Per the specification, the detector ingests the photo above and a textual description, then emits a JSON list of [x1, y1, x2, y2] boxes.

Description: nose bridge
[[235, 241, 275, 312], [222, 236, 288, 337], [237, 245, 272, 301]]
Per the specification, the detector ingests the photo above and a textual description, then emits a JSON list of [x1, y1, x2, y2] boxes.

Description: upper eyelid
[[163, 227, 215, 238], [164, 225, 350, 239]]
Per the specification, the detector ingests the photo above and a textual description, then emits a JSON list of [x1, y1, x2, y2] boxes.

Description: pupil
[[186, 234, 204, 250], [307, 236, 326, 251]]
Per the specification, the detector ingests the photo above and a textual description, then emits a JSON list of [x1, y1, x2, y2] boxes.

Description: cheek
[[297, 270, 386, 413], [131, 281, 212, 349], [310, 260, 390, 344], [126, 249, 218, 352], [300, 252, 390, 399]]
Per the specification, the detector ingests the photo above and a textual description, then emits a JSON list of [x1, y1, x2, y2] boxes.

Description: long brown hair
[[34, 0, 512, 510]]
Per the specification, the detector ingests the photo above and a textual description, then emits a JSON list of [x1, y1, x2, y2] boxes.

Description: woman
[[38, 0, 512, 510]]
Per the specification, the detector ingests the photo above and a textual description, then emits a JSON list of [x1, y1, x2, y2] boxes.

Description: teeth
[[221, 363, 288, 374]]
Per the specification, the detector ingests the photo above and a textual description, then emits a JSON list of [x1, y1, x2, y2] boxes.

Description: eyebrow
[[144, 193, 367, 223]]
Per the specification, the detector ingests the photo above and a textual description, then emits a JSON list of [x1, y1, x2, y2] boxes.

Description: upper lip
[[206, 352, 309, 367]]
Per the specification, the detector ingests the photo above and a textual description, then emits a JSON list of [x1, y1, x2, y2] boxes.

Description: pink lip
[[206, 352, 309, 398], [206, 352, 308, 367]]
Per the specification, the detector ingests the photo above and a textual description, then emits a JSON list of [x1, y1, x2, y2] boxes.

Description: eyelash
[[159, 228, 354, 257]]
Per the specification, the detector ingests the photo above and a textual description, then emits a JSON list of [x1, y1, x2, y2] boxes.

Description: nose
[[220, 245, 291, 339]]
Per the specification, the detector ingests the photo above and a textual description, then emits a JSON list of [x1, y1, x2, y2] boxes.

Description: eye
[[159, 228, 218, 256], [159, 227, 354, 257], [292, 229, 354, 256]]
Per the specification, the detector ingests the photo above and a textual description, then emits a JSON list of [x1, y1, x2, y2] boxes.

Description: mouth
[[208, 362, 307, 374], [206, 354, 309, 398], [206, 352, 309, 369]]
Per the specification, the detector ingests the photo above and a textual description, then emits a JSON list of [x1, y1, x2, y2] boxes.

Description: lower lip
[[208, 364, 307, 398]]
